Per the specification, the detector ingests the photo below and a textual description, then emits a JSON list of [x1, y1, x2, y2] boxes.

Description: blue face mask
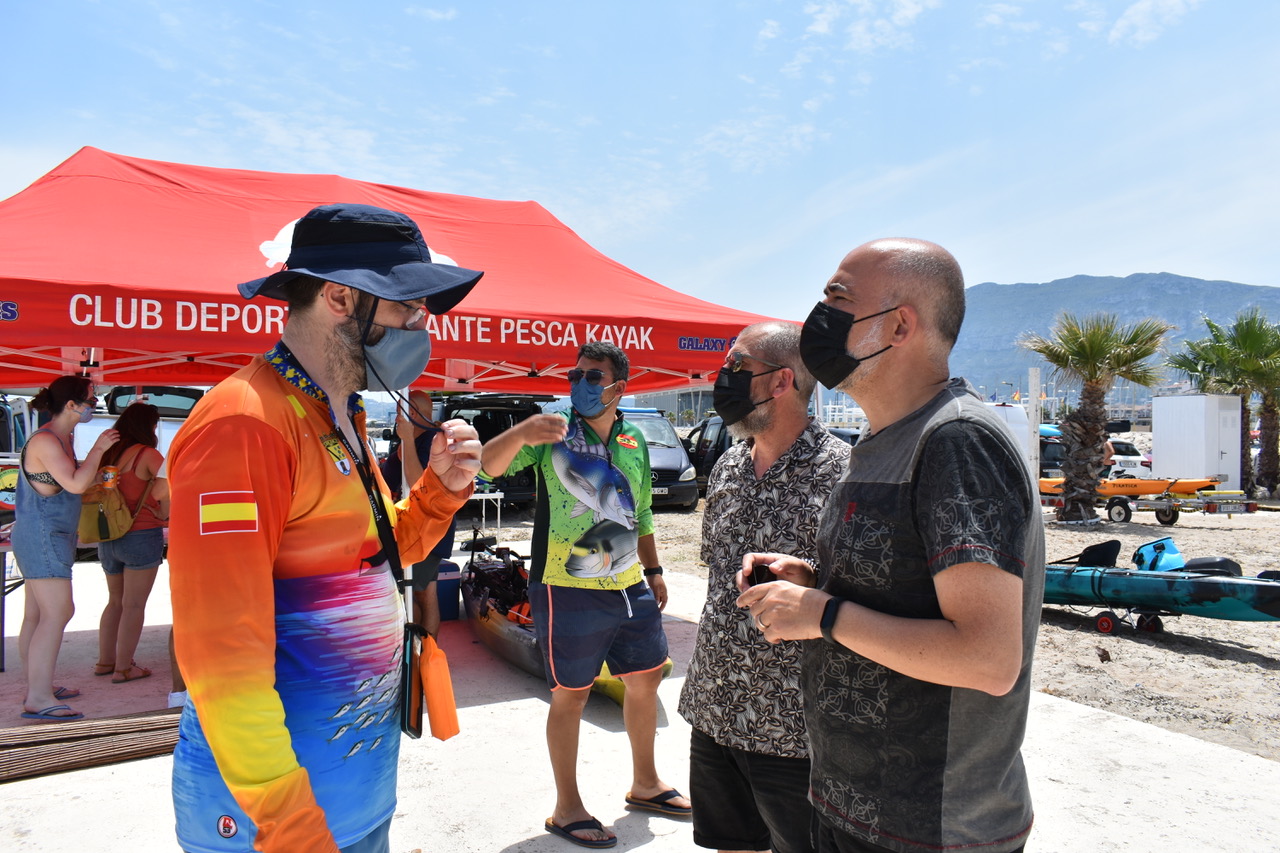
[[570, 378, 617, 418], [77, 403, 94, 424], [363, 326, 432, 392]]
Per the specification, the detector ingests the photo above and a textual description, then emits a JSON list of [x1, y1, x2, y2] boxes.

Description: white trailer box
[[1151, 394, 1241, 489]]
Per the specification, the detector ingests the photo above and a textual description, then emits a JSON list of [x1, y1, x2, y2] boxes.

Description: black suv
[[440, 393, 557, 505]]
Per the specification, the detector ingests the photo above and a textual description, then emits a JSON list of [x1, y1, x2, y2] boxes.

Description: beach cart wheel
[[1095, 611, 1118, 634], [1136, 614, 1164, 633], [1154, 507, 1179, 526], [1106, 499, 1132, 524]]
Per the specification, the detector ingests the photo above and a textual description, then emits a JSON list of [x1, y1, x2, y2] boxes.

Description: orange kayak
[[1038, 478, 1218, 496]]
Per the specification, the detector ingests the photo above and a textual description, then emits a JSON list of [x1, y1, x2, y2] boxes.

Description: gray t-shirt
[[803, 379, 1045, 853]]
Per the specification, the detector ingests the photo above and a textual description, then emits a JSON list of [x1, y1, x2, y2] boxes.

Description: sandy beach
[[506, 498, 1280, 762], [2, 497, 1279, 851]]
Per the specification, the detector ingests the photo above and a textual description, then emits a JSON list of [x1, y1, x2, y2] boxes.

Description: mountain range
[[952, 273, 1280, 402]]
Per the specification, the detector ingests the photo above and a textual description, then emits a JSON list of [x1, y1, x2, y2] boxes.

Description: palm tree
[[1021, 313, 1173, 522], [1167, 309, 1280, 496]]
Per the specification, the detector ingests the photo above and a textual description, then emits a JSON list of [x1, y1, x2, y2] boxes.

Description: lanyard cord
[[273, 342, 405, 585], [331, 415, 404, 585]]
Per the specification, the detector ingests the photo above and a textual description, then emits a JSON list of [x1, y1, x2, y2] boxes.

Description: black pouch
[[400, 622, 425, 739]]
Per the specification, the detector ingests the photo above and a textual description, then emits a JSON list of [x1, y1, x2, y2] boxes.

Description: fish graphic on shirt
[[551, 419, 636, 530]]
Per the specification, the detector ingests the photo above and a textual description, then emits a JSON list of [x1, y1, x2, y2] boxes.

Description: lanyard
[[273, 342, 404, 585]]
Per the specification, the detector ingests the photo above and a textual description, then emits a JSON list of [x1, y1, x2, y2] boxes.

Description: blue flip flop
[[53, 686, 81, 700], [21, 704, 84, 722], [625, 789, 692, 816]]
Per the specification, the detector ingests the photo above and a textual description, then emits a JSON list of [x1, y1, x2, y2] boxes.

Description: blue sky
[[4, 1, 1277, 322]]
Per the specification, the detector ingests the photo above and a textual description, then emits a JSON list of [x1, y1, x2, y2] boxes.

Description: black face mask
[[712, 365, 779, 427], [799, 301, 897, 390]]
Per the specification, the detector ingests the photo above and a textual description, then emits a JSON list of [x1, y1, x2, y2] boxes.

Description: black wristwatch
[[643, 565, 664, 577], [820, 597, 846, 644]]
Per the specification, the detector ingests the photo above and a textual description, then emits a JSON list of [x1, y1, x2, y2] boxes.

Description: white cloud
[[696, 114, 821, 172], [758, 19, 781, 41], [804, 2, 843, 35], [404, 7, 458, 22], [1109, 0, 1203, 45], [843, 0, 941, 53], [475, 86, 516, 106]]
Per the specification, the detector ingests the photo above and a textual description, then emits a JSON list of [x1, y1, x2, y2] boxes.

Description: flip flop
[[53, 686, 81, 700], [544, 817, 617, 849], [21, 704, 84, 722], [93, 662, 115, 676], [624, 789, 692, 816], [112, 663, 152, 684]]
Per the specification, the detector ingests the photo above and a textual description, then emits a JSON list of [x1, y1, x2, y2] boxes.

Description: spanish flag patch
[[199, 491, 259, 535], [616, 434, 639, 450]]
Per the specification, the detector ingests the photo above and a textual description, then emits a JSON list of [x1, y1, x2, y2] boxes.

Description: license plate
[[1120, 461, 1136, 467], [652, 487, 668, 495]]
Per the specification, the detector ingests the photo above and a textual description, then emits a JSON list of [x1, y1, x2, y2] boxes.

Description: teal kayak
[[1044, 564, 1280, 623]]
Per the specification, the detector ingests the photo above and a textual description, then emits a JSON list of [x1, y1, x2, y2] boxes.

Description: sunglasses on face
[[79, 396, 98, 408], [567, 368, 612, 386], [725, 351, 784, 373]]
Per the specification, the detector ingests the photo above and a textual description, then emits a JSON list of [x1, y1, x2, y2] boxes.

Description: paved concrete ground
[[3, 560, 1279, 852]]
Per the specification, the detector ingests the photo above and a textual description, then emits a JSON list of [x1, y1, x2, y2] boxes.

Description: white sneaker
[[167, 691, 188, 709]]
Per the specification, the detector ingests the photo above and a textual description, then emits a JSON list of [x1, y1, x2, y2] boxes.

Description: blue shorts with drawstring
[[528, 581, 667, 690]]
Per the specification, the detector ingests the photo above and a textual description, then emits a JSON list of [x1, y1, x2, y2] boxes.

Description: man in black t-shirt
[[738, 239, 1045, 853]]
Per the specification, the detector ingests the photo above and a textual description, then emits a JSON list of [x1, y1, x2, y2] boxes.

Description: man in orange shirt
[[168, 204, 483, 853]]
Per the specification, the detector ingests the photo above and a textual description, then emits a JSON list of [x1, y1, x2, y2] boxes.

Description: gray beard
[[726, 401, 774, 440]]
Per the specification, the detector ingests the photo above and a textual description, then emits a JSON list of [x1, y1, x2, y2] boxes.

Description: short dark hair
[[578, 341, 629, 382]]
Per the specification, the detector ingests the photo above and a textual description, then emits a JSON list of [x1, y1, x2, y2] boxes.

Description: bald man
[[738, 239, 1045, 853], [380, 390, 454, 637]]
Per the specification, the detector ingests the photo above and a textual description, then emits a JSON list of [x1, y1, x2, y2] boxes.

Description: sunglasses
[[725, 352, 784, 373], [79, 396, 99, 408], [567, 368, 614, 386]]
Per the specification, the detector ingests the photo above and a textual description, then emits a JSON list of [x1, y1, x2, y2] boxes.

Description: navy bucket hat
[[238, 203, 483, 315]]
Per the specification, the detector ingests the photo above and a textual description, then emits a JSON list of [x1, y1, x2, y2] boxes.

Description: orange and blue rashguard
[[168, 343, 466, 853]]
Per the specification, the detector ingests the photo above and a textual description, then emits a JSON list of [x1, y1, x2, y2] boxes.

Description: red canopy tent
[[0, 147, 772, 393]]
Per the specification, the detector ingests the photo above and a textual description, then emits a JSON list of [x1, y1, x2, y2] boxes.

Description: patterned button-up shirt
[[678, 419, 850, 757]]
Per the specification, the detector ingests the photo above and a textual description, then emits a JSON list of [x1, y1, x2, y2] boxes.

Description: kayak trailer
[[1042, 490, 1259, 525]]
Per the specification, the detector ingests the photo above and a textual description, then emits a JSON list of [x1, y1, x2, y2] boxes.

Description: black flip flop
[[624, 788, 692, 816], [544, 817, 617, 848]]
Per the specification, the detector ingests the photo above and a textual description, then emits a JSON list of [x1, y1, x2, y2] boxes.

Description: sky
[[3, 1, 1278, 323]]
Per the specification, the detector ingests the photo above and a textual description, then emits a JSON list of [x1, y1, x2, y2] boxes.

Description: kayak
[[1045, 538, 1280, 630], [1038, 477, 1218, 496], [1046, 564, 1280, 622], [460, 552, 672, 705]]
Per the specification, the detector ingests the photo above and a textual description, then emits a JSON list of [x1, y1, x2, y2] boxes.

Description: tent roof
[[0, 147, 774, 393]]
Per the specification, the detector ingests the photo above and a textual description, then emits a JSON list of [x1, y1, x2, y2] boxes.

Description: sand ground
[[2, 499, 1278, 851]]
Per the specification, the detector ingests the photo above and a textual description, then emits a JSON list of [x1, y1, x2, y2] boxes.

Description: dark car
[[682, 415, 734, 494], [620, 408, 699, 511], [439, 393, 558, 505], [828, 426, 861, 446], [683, 415, 859, 494]]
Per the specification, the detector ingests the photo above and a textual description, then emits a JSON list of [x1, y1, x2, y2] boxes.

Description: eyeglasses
[[725, 352, 784, 374], [393, 299, 429, 331], [567, 368, 612, 386], [79, 396, 99, 408]]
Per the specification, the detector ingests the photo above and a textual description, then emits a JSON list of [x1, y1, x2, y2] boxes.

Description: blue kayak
[[1044, 564, 1280, 622]]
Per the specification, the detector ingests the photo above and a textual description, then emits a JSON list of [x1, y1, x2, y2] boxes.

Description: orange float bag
[[420, 634, 459, 741]]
